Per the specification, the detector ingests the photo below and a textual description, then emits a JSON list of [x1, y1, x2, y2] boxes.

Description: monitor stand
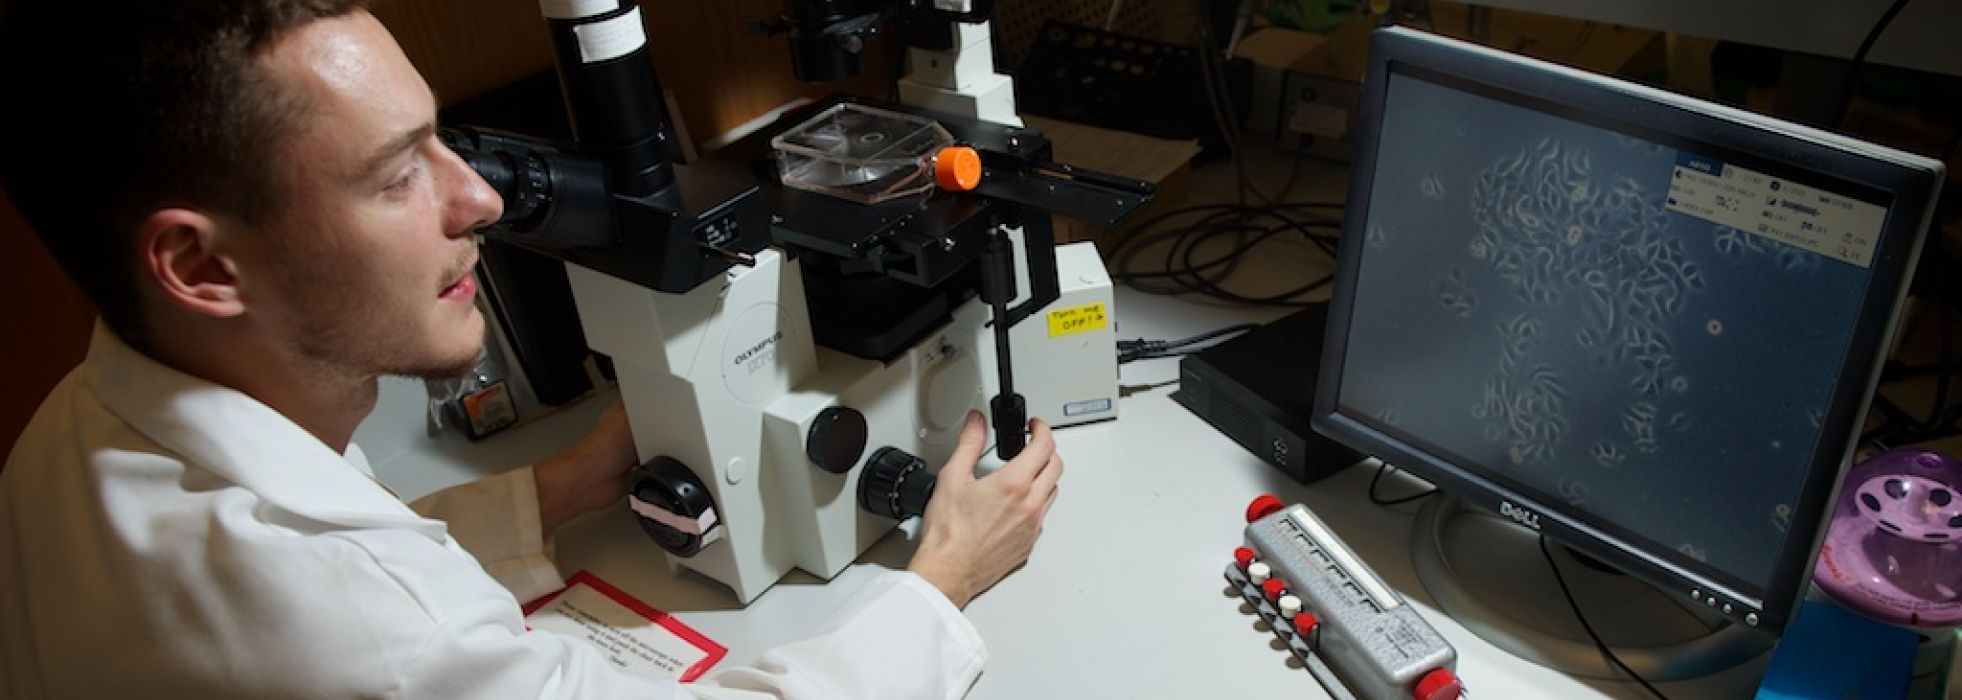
[[1411, 495, 1775, 680]]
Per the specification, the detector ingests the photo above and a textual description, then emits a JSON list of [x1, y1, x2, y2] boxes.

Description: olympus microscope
[[443, 0, 1147, 603]]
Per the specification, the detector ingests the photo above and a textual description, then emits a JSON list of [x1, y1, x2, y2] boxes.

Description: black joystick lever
[[979, 227, 1026, 460], [859, 447, 938, 520]]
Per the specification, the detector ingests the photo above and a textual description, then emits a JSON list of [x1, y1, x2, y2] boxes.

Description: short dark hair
[[0, 0, 365, 351]]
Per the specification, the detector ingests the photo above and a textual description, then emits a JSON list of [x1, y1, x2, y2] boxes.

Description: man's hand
[[908, 411, 1063, 609], [534, 399, 637, 533]]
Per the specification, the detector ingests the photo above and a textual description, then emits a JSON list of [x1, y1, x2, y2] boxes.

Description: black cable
[[1116, 323, 1261, 363], [885, 10, 907, 103], [1192, 0, 1258, 206], [1110, 203, 1344, 307], [1559, 22, 1597, 61], [1834, 0, 1913, 129], [1117, 200, 1347, 240], [1367, 464, 1437, 506], [1538, 535, 1673, 700], [1919, 299, 1954, 433], [1863, 293, 1962, 449]]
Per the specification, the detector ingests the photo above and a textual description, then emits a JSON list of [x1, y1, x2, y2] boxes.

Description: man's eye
[[385, 165, 420, 193]]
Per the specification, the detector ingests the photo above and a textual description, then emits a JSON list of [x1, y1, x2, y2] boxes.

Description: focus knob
[[858, 447, 937, 520], [628, 456, 720, 557], [806, 406, 868, 475]]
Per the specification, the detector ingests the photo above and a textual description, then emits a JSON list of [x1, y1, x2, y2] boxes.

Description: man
[[0, 2, 1061, 698]]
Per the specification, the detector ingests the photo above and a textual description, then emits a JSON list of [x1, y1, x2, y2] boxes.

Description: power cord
[[1192, 0, 1257, 206], [1109, 201, 1346, 307], [1833, 0, 1912, 129], [1117, 0, 1347, 308], [1538, 534, 1674, 700], [1116, 323, 1261, 363]]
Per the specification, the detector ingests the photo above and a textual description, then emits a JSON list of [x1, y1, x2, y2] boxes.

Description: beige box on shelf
[[1023, 115, 1201, 250], [1238, 3, 1666, 162]]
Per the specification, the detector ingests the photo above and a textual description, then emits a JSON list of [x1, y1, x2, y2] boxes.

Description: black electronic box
[[1172, 304, 1364, 482]]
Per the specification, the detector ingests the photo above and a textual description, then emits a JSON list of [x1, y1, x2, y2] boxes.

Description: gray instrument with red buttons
[[1228, 494, 1463, 700]]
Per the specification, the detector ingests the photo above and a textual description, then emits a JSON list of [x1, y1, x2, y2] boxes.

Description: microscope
[[444, 0, 1149, 603]]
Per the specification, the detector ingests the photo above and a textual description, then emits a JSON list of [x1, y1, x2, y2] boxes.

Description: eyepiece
[[439, 126, 618, 249]]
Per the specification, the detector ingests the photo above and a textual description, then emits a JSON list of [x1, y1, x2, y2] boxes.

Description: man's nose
[[443, 149, 503, 237]]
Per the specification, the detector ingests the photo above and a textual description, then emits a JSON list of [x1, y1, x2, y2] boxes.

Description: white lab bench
[[358, 142, 1959, 698], [359, 284, 1784, 700]]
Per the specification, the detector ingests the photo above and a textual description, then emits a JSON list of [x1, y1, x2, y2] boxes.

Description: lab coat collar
[[81, 323, 448, 541]]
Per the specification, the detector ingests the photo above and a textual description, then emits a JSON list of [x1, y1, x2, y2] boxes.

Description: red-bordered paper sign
[[523, 571, 727, 682]]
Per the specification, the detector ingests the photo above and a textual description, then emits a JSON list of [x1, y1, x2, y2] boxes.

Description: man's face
[[244, 10, 501, 380]]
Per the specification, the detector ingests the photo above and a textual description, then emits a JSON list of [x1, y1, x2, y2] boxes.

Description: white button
[[1279, 595, 1303, 618], [1722, 603, 1733, 615], [1248, 562, 1272, 585], [1746, 612, 1760, 626]]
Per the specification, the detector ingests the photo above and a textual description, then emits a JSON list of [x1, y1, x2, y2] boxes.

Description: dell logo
[[1499, 501, 1541, 530]]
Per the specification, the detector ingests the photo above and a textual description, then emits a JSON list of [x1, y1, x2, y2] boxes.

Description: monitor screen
[[1313, 27, 1944, 633]]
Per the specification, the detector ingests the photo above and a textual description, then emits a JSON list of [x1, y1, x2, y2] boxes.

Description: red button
[[1262, 578, 1286, 602], [1413, 668, 1462, 700], [1293, 611, 1320, 635], [1246, 494, 1285, 523], [1234, 547, 1256, 570]]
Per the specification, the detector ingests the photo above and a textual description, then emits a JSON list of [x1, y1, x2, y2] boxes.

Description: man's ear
[[139, 208, 246, 319]]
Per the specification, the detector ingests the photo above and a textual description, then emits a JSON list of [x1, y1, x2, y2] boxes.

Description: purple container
[[1813, 448, 1962, 628]]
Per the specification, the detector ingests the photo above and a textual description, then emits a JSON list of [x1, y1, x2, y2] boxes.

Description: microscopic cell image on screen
[[1339, 71, 1888, 592]]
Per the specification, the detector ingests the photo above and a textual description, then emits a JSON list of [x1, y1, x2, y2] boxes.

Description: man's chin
[[386, 339, 485, 382], [401, 355, 484, 381], [402, 313, 487, 380]]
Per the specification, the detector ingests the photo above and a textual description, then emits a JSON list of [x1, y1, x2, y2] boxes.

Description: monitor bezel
[[1312, 26, 1943, 635]]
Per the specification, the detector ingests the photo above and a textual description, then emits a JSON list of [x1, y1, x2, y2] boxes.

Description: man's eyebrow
[[358, 122, 435, 178]]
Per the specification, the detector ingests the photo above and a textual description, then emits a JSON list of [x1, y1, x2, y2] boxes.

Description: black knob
[[859, 447, 938, 520], [807, 406, 869, 474], [991, 393, 1027, 460], [628, 456, 719, 557]]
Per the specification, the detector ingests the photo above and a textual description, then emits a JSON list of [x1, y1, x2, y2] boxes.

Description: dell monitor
[[1312, 27, 1945, 678]]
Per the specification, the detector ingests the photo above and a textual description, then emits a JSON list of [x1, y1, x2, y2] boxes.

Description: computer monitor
[[1311, 26, 1945, 669]]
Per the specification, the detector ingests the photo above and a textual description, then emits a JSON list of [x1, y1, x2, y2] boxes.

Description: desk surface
[[358, 146, 1943, 698], [360, 287, 1770, 700]]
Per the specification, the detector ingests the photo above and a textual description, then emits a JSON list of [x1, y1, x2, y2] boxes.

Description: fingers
[[939, 410, 988, 482], [995, 419, 1055, 482], [1029, 450, 1063, 509]]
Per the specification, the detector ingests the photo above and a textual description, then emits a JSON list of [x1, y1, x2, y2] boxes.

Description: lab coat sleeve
[[392, 569, 985, 700], [408, 475, 987, 699], [408, 466, 564, 603], [682, 571, 988, 700]]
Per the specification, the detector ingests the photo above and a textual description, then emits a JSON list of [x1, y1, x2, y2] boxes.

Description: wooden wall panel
[[0, 192, 94, 460]]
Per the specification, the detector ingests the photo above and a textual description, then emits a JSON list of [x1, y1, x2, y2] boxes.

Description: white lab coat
[[0, 324, 986, 699]]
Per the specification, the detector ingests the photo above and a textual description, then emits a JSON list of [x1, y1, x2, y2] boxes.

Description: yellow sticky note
[[1047, 302, 1109, 338]]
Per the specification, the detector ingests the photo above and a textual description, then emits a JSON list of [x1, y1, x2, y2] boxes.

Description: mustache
[[441, 251, 479, 290]]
